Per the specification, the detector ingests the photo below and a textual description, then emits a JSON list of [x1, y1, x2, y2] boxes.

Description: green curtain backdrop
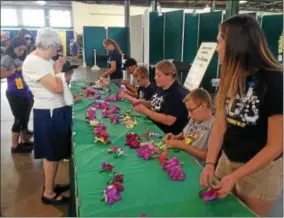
[[149, 12, 164, 65], [83, 26, 107, 67], [108, 27, 129, 56], [198, 11, 222, 93], [261, 14, 283, 60], [164, 10, 184, 61], [183, 13, 199, 63]]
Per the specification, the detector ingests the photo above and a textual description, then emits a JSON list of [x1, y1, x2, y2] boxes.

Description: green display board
[[108, 27, 129, 56], [261, 14, 283, 60], [165, 10, 184, 61], [183, 14, 199, 63], [199, 11, 222, 93], [83, 26, 107, 67], [149, 12, 164, 65]]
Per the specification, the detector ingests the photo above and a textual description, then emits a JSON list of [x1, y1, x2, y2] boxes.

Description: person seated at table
[[101, 38, 123, 87], [121, 57, 138, 96], [163, 88, 214, 165], [134, 60, 188, 134], [120, 66, 155, 102]]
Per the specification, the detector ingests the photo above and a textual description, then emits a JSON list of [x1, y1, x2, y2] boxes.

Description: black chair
[[172, 61, 192, 84]]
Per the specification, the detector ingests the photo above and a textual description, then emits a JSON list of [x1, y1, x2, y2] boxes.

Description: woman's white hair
[[36, 27, 61, 49]]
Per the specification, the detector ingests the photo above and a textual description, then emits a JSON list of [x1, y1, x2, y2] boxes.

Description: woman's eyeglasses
[[25, 37, 32, 41]]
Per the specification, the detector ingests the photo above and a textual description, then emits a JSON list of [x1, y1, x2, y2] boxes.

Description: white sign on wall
[[184, 42, 217, 91]]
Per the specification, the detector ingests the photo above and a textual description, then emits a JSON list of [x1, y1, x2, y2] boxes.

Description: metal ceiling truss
[[1, 0, 282, 12]]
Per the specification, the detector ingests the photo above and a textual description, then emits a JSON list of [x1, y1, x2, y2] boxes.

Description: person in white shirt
[[23, 27, 71, 205]]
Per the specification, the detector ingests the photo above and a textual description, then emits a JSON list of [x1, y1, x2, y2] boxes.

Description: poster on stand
[[184, 42, 217, 91]]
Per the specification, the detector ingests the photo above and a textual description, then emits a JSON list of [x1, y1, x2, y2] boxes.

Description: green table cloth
[[71, 81, 255, 217]]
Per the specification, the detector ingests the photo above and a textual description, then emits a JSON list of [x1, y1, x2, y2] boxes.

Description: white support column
[[16, 7, 24, 27]]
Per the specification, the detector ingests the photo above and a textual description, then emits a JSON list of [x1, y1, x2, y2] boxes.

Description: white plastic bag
[[57, 73, 74, 106]]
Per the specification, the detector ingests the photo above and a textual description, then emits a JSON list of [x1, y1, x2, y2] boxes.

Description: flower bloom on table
[[105, 92, 121, 102], [108, 146, 124, 158], [199, 188, 218, 201], [110, 115, 120, 124], [87, 108, 96, 120], [103, 185, 121, 205], [110, 105, 120, 114], [163, 157, 185, 181], [90, 119, 99, 126], [101, 162, 114, 172], [125, 133, 141, 149]]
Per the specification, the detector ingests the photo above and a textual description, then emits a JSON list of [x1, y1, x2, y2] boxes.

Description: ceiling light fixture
[[36, 1, 46, 5], [239, 0, 248, 4]]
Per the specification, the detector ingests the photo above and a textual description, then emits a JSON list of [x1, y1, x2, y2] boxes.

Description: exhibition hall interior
[[0, 0, 283, 217]]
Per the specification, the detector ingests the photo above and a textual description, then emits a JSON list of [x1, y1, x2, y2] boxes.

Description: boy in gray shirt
[[163, 88, 214, 166]]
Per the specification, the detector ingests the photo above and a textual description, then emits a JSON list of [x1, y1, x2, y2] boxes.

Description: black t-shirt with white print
[[108, 49, 122, 80], [222, 70, 283, 163], [150, 81, 189, 134], [137, 84, 155, 100]]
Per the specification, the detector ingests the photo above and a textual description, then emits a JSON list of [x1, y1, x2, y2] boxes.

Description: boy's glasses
[[188, 104, 201, 113]]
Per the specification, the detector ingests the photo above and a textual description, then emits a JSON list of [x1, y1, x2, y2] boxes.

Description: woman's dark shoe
[[19, 141, 33, 148], [41, 193, 69, 205], [54, 184, 70, 195], [26, 130, 34, 140], [20, 140, 34, 148], [11, 145, 33, 153], [26, 129, 33, 136]]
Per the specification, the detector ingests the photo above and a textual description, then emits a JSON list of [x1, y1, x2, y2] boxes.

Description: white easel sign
[[184, 42, 217, 91]]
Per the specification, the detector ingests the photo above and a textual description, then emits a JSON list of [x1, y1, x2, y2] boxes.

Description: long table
[[70, 81, 255, 217]]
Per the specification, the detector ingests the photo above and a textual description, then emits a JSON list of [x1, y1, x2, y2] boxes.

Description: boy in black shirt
[[120, 66, 155, 102], [121, 58, 138, 96]]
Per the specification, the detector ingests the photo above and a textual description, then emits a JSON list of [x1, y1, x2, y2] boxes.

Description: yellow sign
[[56, 30, 67, 56], [15, 78, 24, 89]]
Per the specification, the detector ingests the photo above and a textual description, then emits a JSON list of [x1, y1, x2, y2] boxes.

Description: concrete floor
[[1, 80, 69, 217], [1, 66, 283, 217]]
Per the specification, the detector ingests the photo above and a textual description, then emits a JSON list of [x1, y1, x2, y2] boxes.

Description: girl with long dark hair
[[200, 14, 283, 216], [17, 29, 36, 138], [17, 29, 35, 57], [0, 36, 33, 153]]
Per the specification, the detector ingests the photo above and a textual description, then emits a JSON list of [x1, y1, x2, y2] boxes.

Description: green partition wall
[[83, 26, 129, 67], [261, 14, 283, 61], [164, 10, 184, 61], [83, 26, 107, 67], [183, 13, 199, 63], [198, 11, 222, 93], [108, 27, 129, 56], [149, 12, 164, 65]]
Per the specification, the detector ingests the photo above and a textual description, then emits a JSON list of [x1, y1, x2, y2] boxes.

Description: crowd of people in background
[[0, 13, 282, 216]]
